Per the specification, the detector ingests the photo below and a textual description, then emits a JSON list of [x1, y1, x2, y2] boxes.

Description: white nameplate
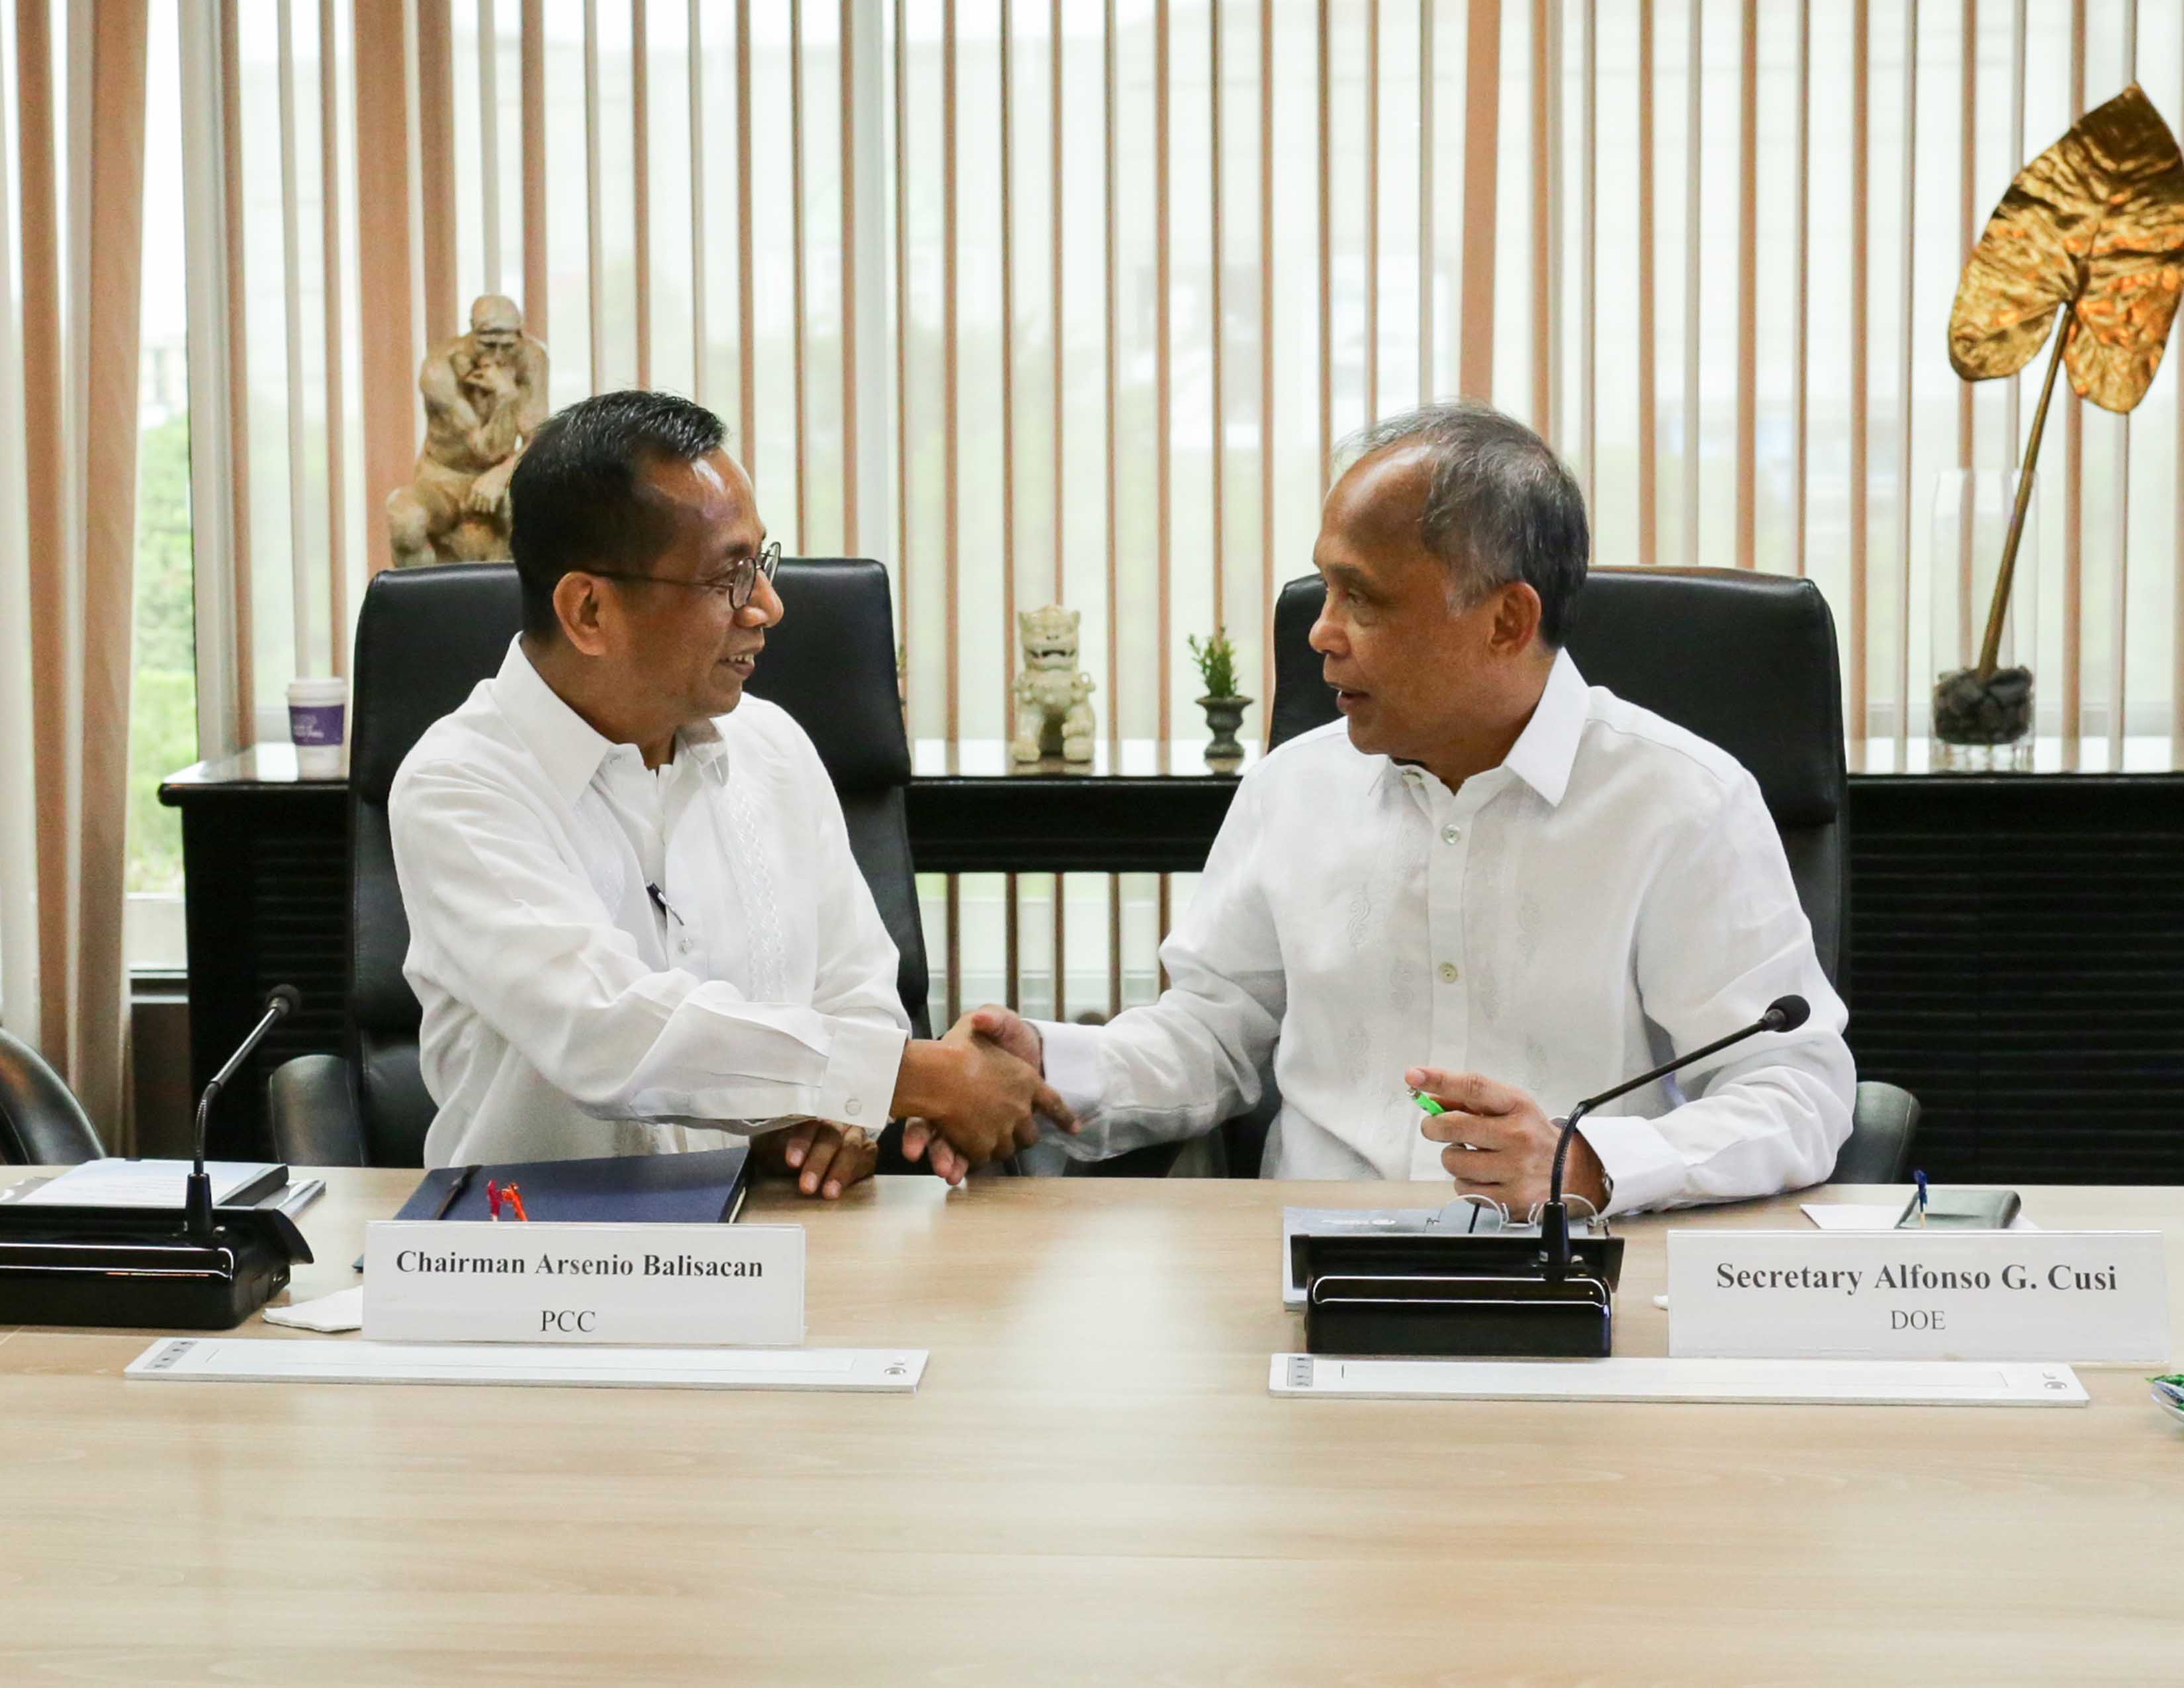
[[1667, 1229, 2170, 1364], [363, 1221, 803, 1346], [1269, 1354, 2087, 1407], [128, 1337, 923, 1392]]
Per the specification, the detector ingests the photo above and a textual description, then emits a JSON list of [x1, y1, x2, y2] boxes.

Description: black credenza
[[1841, 776, 2184, 1184], [162, 753, 2184, 1182]]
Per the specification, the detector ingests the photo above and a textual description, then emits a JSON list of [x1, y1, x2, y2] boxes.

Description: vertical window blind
[[179, 0, 2184, 1019]]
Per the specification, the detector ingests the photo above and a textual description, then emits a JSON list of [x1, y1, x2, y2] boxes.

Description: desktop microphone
[[183, 984, 302, 1242], [0, 985, 313, 1330], [1538, 994, 1811, 1280]]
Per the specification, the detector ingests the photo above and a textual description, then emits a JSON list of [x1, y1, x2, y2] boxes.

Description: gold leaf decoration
[[1948, 83, 2184, 413]]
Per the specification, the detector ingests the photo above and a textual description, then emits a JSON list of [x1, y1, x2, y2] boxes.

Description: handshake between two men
[[773, 990, 1625, 1206], [767, 1007, 1080, 1199], [839, 1004, 1613, 1215], [765, 1000, 1608, 1205]]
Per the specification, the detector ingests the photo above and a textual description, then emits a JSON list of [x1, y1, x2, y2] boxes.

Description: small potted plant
[[1188, 628, 1252, 774]]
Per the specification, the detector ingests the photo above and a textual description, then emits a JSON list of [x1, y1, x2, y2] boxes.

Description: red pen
[[504, 1184, 529, 1223], [486, 1179, 502, 1221]]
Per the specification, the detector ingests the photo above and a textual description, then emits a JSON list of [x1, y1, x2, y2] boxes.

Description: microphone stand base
[[1292, 1232, 1622, 1359], [0, 1204, 314, 1331], [1305, 1271, 1614, 1359]]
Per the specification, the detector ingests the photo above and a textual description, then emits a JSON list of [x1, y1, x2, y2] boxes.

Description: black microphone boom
[[1291, 996, 1816, 1362], [185, 985, 303, 1241], [1539, 994, 1812, 1281]]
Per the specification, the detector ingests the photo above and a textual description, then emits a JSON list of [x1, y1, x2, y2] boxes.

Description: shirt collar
[[1500, 646, 1589, 808], [490, 637, 733, 804], [677, 716, 732, 786], [1378, 645, 1589, 810]]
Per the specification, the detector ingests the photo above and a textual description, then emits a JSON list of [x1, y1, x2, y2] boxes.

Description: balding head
[[1334, 400, 1588, 645], [1308, 400, 1586, 787]]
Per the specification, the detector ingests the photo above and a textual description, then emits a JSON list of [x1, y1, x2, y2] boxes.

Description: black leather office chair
[[0, 1029, 105, 1164], [1226, 565, 1917, 1184], [268, 559, 931, 1166]]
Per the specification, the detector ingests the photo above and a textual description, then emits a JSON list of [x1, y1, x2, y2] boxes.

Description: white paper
[[1802, 1201, 2038, 1233], [263, 1287, 365, 1332], [127, 1336, 926, 1391], [17, 1158, 282, 1207], [1281, 1206, 1445, 1307], [1269, 1353, 2087, 1407]]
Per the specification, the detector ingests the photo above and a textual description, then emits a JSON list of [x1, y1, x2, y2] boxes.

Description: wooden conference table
[[3, 1173, 2180, 1685]]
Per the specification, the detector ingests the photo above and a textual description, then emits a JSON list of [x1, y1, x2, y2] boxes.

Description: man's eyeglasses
[[584, 539, 780, 610]]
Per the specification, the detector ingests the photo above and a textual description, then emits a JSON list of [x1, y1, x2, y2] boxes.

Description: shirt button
[[1439, 962, 1459, 983], [1441, 823, 1462, 845], [845, 1099, 862, 1116]]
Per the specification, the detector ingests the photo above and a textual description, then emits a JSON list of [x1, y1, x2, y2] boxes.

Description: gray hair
[[1338, 400, 1590, 645]]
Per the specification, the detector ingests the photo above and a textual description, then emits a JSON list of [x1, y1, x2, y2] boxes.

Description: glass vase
[[1929, 468, 2037, 773]]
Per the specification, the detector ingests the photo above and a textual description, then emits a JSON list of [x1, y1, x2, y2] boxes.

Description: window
[[124, 2, 194, 972]]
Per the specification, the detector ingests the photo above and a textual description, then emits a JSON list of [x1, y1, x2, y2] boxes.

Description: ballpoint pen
[[1411, 1086, 1493, 1168], [1915, 1169, 1929, 1227]]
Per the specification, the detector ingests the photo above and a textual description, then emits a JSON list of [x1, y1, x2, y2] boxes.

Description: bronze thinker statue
[[386, 293, 549, 567]]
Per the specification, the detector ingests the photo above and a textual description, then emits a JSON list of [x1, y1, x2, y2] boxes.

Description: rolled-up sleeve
[[394, 761, 906, 1131], [1578, 769, 1854, 1215]]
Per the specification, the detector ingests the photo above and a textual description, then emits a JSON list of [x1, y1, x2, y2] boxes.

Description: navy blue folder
[[391, 1147, 752, 1226]]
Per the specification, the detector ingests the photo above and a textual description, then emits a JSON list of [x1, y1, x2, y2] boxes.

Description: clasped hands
[[759, 1004, 1075, 1199], [893, 1006, 1075, 1186]]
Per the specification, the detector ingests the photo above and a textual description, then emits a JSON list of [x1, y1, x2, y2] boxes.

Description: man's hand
[[893, 1008, 1048, 1185], [898, 1119, 971, 1186], [963, 1003, 1043, 1073], [751, 1119, 877, 1199], [1406, 1066, 1608, 1213], [891, 1019, 1077, 1175]]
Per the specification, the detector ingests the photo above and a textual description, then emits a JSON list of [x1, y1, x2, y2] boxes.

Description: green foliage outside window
[[128, 412, 197, 896]]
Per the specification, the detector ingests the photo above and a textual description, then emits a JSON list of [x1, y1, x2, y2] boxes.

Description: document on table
[[10, 1158, 285, 1207], [1801, 1202, 2039, 1232], [127, 1337, 928, 1393], [1281, 1206, 1445, 1308], [1269, 1354, 2087, 1406]]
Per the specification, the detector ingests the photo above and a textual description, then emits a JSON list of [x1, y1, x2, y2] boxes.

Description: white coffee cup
[[287, 676, 349, 778]]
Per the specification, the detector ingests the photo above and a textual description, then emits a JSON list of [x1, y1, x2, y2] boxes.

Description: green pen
[[1407, 1086, 1446, 1117]]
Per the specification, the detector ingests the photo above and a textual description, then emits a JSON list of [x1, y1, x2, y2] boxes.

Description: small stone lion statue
[[1011, 606, 1097, 765]]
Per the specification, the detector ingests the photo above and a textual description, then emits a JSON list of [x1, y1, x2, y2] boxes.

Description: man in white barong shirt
[[391, 391, 1072, 1194], [972, 402, 1854, 1216]]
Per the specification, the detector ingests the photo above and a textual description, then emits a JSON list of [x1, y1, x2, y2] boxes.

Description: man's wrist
[[1027, 1019, 1102, 1141], [889, 1039, 956, 1121], [1561, 1128, 1612, 1210]]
